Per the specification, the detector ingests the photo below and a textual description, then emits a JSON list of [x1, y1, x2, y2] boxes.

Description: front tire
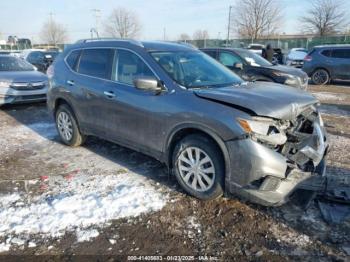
[[311, 69, 329, 85], [55, 104, 85, 147], [172, 134, 224, 200]]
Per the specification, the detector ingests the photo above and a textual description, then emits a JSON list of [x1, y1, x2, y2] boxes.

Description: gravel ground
[[0, 83, 349, 261]]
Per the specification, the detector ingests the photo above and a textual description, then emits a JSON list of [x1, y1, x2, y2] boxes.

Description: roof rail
[[75, 38, 144, 48]]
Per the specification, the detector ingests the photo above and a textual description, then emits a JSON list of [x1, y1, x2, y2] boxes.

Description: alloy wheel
[[57, 111, 73, 141], [312, 69, 329, 85]]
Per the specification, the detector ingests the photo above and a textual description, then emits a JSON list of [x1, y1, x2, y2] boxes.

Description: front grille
[[10, 81, 46, 90], [14, 94, 47, 101]]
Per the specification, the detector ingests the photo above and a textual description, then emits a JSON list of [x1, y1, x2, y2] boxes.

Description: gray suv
[[47, 39, 328, 206], [303, 45, 350, 85]]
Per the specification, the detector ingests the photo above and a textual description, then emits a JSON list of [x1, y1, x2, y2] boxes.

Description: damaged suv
[[47, 40, 328, 206]]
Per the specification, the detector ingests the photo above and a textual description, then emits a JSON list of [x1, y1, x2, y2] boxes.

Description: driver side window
[[114, 49, 156, 85], [219, 52, 242, 67]]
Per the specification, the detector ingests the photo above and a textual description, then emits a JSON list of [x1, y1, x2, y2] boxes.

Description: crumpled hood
[[194, 82, 319, 120], [0, 71, 48, 83]]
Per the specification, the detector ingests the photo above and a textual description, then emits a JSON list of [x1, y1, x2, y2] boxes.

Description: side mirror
[[233, 62, 243, 70], [133, 77, 163, 92]]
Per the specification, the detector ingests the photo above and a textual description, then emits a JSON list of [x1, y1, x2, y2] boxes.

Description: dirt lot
[[0, 83, 350, 261]]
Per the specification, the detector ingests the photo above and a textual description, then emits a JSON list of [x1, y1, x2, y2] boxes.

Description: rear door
[[331, 48, 350, 80]]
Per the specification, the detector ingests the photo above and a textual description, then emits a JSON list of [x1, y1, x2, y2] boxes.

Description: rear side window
[[332, 49, 350, 59], [219, 51, 242, 66], [115, 49, 155, 85], [78, 48, 114, 80], [321, 49, 332, 57], [204, 50, 217, 59], [66, 50, 81, 71]]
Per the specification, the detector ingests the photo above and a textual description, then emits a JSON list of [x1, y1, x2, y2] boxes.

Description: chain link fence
[[187, 35, 350, 52]]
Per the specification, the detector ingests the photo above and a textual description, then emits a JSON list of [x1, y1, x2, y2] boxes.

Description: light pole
[[226, 5, 233, 47], [91, 9, 101, 38]]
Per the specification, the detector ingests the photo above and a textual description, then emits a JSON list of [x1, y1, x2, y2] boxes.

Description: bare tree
[[40, 18, 68, 45], [301, 0, 347, 36], [193, 30, 209, 40], [178, 33, 191, 41], [104, 7, 141, 39], [231, 0, 283, 40]]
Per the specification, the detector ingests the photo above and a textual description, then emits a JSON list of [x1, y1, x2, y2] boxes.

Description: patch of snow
[[270, 224, 311, 247], [320, 105, 350, 117], [28, 242, 36, 248], [312, 92, 345, 101], [109, 239, 116, 245], [76, 229, 99, 243], [186, 216, 201, 239], [0, 243, 10, 253], [0, 172, 167, 251], [10, 237, 25, 246]]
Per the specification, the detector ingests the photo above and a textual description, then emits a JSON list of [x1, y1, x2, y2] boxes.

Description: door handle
[[67, 80, 75, 86], [103, 91, 116, 98]]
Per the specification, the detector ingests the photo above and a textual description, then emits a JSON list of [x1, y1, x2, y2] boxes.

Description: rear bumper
[[0, 86, 47, 105], [225, 137, 328, 206]]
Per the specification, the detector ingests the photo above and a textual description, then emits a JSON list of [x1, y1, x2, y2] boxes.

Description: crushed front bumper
[[225, 133, 328, 206]]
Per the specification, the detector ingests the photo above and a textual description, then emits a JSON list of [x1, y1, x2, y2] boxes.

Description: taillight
[[304, 55, 312, 62], [46, 65, 54, 78]]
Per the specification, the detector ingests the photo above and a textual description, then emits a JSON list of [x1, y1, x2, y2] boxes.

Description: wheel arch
[[165, 124, 231, 187], [53, 97, 83, 132], [311, 67, 331, 78]]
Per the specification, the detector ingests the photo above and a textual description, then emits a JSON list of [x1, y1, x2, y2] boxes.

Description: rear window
[[78, 49, 114, 80], [321, 49, 332, 57], [66, 50, 81, 71], [332, 49, 350, 59]]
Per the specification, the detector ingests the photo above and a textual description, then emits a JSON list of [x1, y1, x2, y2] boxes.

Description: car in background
[[201, 48, 308, 89], [285, 48, 308, 68], [0, 55, 48, 105], [247, 43, 264, 55], [21, 49, 59, 73], [303, 45, 350, 85], [47, 40, 327, 206]]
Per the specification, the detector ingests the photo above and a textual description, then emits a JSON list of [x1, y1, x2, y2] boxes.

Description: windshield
[[150, 51, 242, 88], [0, 56, 34, 71], [236, 49, 272, 67]]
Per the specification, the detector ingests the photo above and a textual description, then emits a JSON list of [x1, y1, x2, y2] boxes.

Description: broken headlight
[[238, 117, 289, 146]]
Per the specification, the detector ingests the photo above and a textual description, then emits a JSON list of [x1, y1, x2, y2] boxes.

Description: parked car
[[47, 40, 328, 206], [303, 45, 350, 85], [201, 48, 308, 89], [285, 48, 308, 68], [247, 43, 264, 55], [273, 48, 284, 64], [21, 50, 59, 73], [0, 55, 48, 105]]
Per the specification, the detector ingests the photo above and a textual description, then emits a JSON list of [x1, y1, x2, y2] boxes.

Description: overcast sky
[[0, 0, 315, 43]]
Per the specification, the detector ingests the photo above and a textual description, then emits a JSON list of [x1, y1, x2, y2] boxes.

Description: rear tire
[[55, 104, 85, 147], [172, 134, 224, 200], [311, 69, 329, 85]]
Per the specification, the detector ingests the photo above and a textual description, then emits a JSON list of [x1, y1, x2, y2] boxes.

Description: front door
[[101, 49, 167, 156]]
